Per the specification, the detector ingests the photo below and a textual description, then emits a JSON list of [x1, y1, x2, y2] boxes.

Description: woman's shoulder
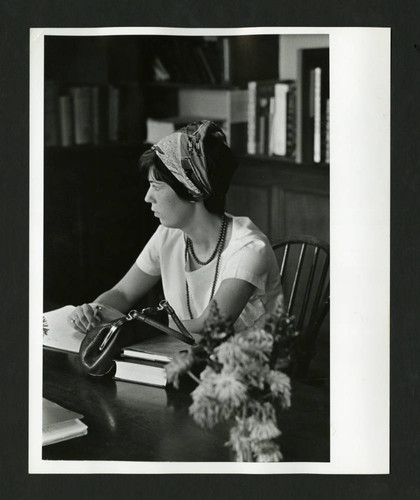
[[228, 215, 270, 247], [149, 224, 184, 247]]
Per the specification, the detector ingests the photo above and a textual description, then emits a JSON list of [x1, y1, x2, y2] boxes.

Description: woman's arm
[[69, 264, 160, 333], [180, 278, 255, 335], [95, 264, 160, 312]]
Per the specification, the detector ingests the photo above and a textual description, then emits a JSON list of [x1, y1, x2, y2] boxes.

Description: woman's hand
[[67, 303, 124, 334], [67, 303, 101, 334]]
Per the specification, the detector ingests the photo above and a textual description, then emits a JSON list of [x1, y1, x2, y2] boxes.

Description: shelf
[[44, 142, 146, 153], [239, 154, 330, 172], [144, 81, 238, 90]]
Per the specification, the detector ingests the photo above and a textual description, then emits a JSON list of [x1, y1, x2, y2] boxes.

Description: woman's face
[[145, 173, 193, 229]]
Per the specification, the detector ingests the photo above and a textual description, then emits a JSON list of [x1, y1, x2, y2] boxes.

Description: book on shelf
[[150, 36, 278, 88], [270, 83, 287, 156], [178, 87, 248, 153], [247, 79, 296, 158], [325, 98, 330, 164], [152, 37, 224, 86], [70, 86, 93, 145], [58, 94, 73, 147], [271, 81, 297, 158], [108, 85, 120, 143], [46, 83, 145, 148], [114, 359, 168, 387], [42, 398, 87, 446], [296, 47, 330, 164]]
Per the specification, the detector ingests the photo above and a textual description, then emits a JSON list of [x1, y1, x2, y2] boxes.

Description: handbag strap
[[127, 300, 195, 345], [157, 300, 194, 341]]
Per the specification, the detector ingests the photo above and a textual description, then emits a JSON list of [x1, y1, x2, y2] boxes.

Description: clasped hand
[[67, 303, 125, 334]]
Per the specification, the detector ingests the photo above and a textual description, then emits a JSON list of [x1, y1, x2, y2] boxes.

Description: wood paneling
[[226, 156, 329, 244]]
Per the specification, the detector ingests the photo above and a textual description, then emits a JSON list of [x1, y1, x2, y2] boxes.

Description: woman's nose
[[144, 186, 154, 204]]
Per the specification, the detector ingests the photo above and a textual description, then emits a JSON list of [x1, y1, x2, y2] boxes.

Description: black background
[[1, 0, 419, 498]]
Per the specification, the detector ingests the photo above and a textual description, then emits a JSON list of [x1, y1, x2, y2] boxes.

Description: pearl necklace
[[185, 214, 228, 319]]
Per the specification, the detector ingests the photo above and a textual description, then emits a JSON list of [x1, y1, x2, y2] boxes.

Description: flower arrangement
[[166, 295, 298, 462]]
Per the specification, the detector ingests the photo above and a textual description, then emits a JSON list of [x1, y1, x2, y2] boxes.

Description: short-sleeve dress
[[136, 215, 282, 331]]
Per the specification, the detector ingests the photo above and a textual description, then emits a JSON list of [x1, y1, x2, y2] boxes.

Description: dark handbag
[[78, 300, 195, 376]]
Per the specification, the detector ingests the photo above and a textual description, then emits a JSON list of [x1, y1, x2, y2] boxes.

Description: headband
[[151, 120, 227, 201]]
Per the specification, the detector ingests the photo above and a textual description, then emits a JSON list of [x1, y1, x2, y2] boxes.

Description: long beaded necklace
[[185, 214, 228, 319]]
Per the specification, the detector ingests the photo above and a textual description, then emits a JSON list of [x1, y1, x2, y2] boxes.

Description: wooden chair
[[272, 235, 330, 379]]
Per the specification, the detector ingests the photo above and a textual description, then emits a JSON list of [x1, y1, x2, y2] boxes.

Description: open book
[[43, 305, 124, 354], [42, 398, 87, 446], [43, 306, 85, 353]]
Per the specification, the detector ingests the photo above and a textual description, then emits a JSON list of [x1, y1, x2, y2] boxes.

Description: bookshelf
[[43, 34, 329, 307]]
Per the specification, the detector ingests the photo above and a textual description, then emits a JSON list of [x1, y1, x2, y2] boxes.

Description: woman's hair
[[138, 124, 238, 215]]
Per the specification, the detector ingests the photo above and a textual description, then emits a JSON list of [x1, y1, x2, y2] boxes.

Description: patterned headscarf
[[151, 120, 227, 201]]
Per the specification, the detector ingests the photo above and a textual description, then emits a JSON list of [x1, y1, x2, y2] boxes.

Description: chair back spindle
[[272, 235, 330, 378]]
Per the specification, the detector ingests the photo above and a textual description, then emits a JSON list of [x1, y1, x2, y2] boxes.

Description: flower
[[165, 350, 194, 389], [226, 419, 254, 462], [168, 296, 297, 461], [214, 341, 247, 369], [212, 372, 247, 406], [243, 328, 273, 355], [249, 418, 281, 441], [267, 370, 292, 408], [251, 438, 283, 462]]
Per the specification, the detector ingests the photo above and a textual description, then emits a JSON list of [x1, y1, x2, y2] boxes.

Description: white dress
[[136, 215, 282, 331]]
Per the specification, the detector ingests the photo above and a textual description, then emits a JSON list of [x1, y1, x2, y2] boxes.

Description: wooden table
[[43, 349, 330, 462]]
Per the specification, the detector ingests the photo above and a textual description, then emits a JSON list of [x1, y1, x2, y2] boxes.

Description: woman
[[68, 120, 282, 336]]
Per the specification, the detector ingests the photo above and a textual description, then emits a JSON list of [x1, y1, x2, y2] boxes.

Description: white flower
[[255, 450, 283, 462], [212, 372, 247, 406], [189, 383, 221, 428], [267, 370, 292, 408], [252, 439, 283, 462], [249, 418, 281, 441], [244, 328, 274, 355], [214, 340, 248, 370]]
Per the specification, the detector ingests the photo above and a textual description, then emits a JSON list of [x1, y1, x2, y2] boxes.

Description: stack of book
[[44, 82, 146, 148], [43, 306, 190, 389], [43, 398, 87, 446], [114, 334, 189, 387], [247, 79, 297, 158], [246, 47, 330, 165]]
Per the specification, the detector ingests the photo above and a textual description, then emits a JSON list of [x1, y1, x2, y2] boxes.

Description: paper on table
[[43, 305, 85, 353], [43, 397, 84, 426], [42, 304, 125, 354], [42, 419, 88, 446], [42, 398, 88, 446]]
